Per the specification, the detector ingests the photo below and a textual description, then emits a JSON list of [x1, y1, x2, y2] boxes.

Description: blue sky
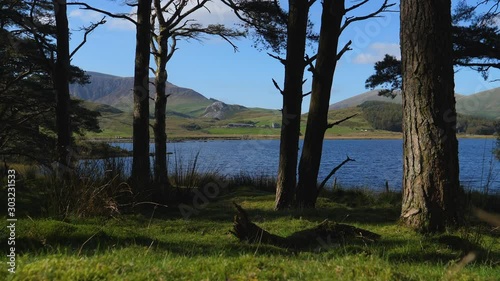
[[67, 0, 500, 111]]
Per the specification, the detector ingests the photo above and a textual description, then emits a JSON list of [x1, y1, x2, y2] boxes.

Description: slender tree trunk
[[400, 0, 463, 232], [296, 0, 345, 208], [131, 0, 152, 190], [53, 0, 73, 173], [152, 31, 171, 193], [274, 0, 310, 210]]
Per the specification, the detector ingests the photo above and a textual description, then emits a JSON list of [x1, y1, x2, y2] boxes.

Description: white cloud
[[153, 0, 238, 26], [185, 1, 239, 26], [68, 2, 239, 33], [69, 8, 136, 31], [353, 43, 400, 64]]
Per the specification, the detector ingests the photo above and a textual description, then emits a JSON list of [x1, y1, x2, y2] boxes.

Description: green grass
[[86, 103, 407, 140], [1, 187, 498, 280]]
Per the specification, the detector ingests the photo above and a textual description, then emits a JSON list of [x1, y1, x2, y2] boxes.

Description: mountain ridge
[[70, 71, 212, 114], [71, 71, 499, 121], [329, 89, 499, 119]]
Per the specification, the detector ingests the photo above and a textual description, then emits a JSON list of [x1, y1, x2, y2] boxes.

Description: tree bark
[[152, 31, 171, 193], [232, 203, 380, 249], [53, 0, 73, 174], [400, 0, 463, 232], [274, 0, 310, 210], [131, 0, 152, 191], [296, 0, 345, 208]]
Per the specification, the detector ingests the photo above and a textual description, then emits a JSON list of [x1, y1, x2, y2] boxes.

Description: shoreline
[[86, 133, 495, 143]]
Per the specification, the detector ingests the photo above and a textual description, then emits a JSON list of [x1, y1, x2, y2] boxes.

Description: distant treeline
[[359, 101, 497, 135]]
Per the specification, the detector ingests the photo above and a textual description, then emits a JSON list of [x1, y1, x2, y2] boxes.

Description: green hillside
[[69, 71, 214, 115], [74, 72, 498, 139], [83, 100, 397, 139], [330, 89, 499, 120], [455, 88, 500, 119], [84, 100, 496, 140]]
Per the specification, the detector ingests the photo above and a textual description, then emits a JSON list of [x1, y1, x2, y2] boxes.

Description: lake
[[112, 138, 500, 193]]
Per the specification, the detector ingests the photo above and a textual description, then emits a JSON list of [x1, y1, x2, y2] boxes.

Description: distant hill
[[70, 71, 212, 115], [201, 101, 247, 119], [71, 72, 281, 138], [72, 72, 498, 138], [329, 90, 402, 110], [330, 89, 499, 119], [455, 88, 500, 119]]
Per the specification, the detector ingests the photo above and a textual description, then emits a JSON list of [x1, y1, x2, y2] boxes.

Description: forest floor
[[1, 186, 499, 280]]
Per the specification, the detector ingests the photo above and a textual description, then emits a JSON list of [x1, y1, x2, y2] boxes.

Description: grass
[[83, 101, 407, 140], [85, 102, 495, 141], [1, 184, 498, 280]]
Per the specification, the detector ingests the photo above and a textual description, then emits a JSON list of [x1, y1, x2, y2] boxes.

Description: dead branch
[[231, 202, 380, 250], [306, 55, 317, 76], [272, 78, 284, 95], [230, 202, 288, 246], [68, 2, 137, 25], [268, 53, 286, 65], [345, 0, 369, 13], [304, 54, 317, 68], [70, 17, 106, 59], [166, 36, 178, 62], [336, 40, 352, 61], [318, 156, 355, 192], [327, 114, 357, 129], [340, 1, 396, 34]]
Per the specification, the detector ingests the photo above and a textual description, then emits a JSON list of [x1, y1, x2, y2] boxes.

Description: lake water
[[112, 138, 499, 193]]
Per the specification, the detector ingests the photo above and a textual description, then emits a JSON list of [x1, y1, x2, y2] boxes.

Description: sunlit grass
[[1, 186, 498, 280]]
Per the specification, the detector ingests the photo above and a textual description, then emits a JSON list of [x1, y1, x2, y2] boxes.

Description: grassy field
[[1, 185, 498, 281], [85, 104, 410, 140]]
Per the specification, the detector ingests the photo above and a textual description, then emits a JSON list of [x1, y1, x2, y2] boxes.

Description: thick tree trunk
[[400, 0, 463, 232], [274, 0, 310, 210], [152, 32, 171, 193], [296, 0, 345, 208], [53, 0, 73, 174], [131, 0, 152, 191]]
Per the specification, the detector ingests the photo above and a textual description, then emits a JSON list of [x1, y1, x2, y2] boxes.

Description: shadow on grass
[[4, 186, 498, 268]]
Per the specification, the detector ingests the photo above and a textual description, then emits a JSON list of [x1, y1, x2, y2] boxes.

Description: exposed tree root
[[230, 203, 381, 250]]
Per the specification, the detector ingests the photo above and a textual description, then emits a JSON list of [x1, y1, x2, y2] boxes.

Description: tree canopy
[[0, 0, 100, 166], [366, 0, 500, 94]]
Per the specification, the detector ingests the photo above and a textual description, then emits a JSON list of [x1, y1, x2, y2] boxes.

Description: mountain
[[329, 90, 402, 110], [330, 89, 499, 119], [201, 101, 247, 119], [70, 71, 212, 115], [455, 88, 500, 119]]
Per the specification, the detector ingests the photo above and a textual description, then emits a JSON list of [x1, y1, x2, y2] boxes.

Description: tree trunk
[[152, 31, 171, 193], [296, 0, 345, 208], [53, 0, 73, 174], [232, 203, 380, 249], [400, 0, 463, 232], [274, 0, 310, 210], [131, 0, 152, 191]]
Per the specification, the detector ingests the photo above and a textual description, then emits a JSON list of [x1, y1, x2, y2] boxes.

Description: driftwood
[[230, 203, 381, 250]]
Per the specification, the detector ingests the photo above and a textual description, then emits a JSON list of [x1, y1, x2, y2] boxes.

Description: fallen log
[[230, 203, 381, 250]]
